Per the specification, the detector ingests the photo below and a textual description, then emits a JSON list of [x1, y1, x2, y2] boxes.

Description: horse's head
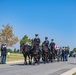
[[24, 45, 28, 51], [20, 43, 30, 53], [20, 43, 24, 52]]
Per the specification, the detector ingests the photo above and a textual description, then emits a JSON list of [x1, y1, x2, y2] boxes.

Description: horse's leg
[[28, 54, 30, 65], [48, 52, 50, 63], [45, 53, 47, 63], [31, 53, 33, 65], [24, 54, 27, 65], [46, 52, 48, 63], [51, 54, 53, 63], [33, 54, 36, 65], [44, 53, 46, 64], [48, 53, 51, 62], [29, 54, 32, 65], [30, 52, 33, 65], [42, 51, 44, 62], [38, 53, 40, 65], [53, 53, 55, 62]]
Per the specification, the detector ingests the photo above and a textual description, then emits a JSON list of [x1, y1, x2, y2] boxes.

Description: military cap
[[51, 39, 54, 41], [45, 37, 48, 39], [35, 34, 38, 36]]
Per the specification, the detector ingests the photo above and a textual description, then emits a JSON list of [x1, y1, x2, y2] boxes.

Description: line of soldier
[[33, 34, 55, 49], [33, 34, 69, 62]]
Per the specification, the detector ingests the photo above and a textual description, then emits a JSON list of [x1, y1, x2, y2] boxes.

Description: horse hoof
[[33, 62, 35, 65], [37, 62, 40, 65], [29, 62, 31, 65], [51, 61, 53, 63], [47, 61, 49, 63]]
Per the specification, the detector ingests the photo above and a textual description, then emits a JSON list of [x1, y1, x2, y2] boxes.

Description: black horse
[[20, 43, 33, 65], [42, 43, 49, 64], [49, 46, 56, 63], [32, 41, 41, 65]]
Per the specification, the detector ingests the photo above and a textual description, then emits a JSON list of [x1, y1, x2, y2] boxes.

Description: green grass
[[72, 72, 76, 75], [6, 53, 24, 62]]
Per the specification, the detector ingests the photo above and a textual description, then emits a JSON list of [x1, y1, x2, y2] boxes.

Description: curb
[[61, 68, 76, 75]]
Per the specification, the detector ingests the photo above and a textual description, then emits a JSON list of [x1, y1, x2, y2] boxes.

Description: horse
[[49, 46, 56, 63], [31, 41, 41, 65], [42, 43, 49, 64], [20, 43, 32, 65]]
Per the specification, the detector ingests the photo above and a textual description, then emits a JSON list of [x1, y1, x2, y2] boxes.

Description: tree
[[16, 49, 20, 53], [20, 35, 33, 45], [73, 48, 76, 52], [14, 48, 17, 53], [7, 48, 13, 53], [67, 46, 70, 50], [0, 24, 19, 47]]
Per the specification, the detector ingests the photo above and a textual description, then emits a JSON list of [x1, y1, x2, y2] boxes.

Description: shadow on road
[[10, 62, 44, 66], [10, 63, 30, 66], [69, 63, 76, 65], [9, 61, 45, 66]]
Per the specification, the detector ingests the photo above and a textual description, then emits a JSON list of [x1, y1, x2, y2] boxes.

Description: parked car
[[69, 51, 74, 57], [73, 52, 76, 57], [69, 51, 76, 57]]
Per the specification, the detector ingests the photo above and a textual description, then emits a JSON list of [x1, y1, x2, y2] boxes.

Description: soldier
[[43, 37, 49, 48], [49, 39, 56, 62], [64, 47, 69, 61], [61, 47, 65, 61], [42, 37, 49, 63], [1, 44, 7, 64], [33, 34, 41, 65], [33, 34, 40, 49], [50, 39, 55, 51]]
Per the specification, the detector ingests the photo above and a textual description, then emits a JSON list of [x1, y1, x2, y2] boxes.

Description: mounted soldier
[[33, 34, 40, 49], [49, 39, 56, 62], [32, 34, 41, 65], [43, 37, 49, 48], [42, 37, 49, 63]]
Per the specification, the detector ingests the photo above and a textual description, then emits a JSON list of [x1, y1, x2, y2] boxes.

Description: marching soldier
[[1, 44, 7, 64]]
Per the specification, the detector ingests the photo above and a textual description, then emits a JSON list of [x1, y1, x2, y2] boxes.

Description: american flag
[[55, 45, 59, 50]]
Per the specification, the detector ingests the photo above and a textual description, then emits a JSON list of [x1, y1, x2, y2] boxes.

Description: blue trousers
[[1, 55, 6, 64], [64, 54, 68, 61]]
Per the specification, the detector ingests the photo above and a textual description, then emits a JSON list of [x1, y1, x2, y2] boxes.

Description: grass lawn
[[72, 72, 76, 75], [6, 53, 24, 62]]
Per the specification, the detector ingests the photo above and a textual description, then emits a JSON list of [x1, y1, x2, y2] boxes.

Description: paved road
[[0, 57, 76, 75]]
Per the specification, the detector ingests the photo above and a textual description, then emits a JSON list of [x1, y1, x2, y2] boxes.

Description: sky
[[0, 0, 76, 50]]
